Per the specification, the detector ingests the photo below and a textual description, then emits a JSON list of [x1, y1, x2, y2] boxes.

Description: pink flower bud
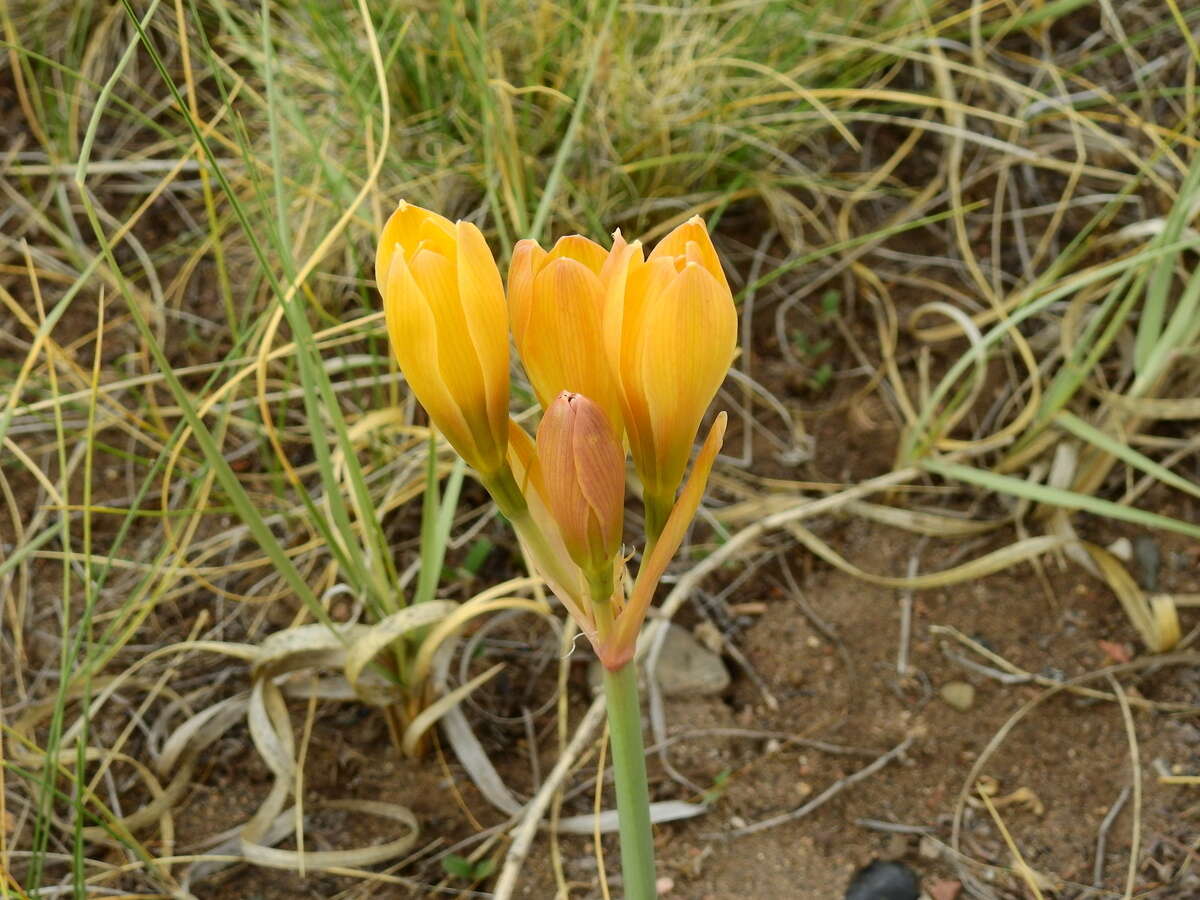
[[536, 392, 625, 580]]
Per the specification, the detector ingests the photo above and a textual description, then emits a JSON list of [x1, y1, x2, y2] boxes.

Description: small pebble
[[844, 860, 920, 900], [939, 681, 975, 712], [1133, 535, 1160, 591], [918, 836, 941, 860], [1107, 537, 1133, 561], [587, 624, 730, 697], [929, 880, 963, 900]]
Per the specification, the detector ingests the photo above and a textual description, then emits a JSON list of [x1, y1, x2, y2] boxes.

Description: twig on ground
[[1106, 673, 1142, 900], [1093, 785, 1130, 888], [855, 818, 935, 835], [707, 733, 916, 839], [491, 695, 606, 900], [897, 553, 921, 676]]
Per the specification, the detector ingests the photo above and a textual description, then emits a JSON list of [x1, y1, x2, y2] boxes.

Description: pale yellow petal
[[454, 220, 510, 467], [384, 251, 475, 462], [375, 201, 454, 292], [407, 247, 500, 469]]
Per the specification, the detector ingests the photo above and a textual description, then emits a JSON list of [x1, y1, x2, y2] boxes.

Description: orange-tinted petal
[[548, 234, 608, 275], [522, 257, 622, 430], [569, 396, 625, 558], [647, 215, 729, 292], [536, 394, 590, 565], [635, 263, 736, 496], [536, 393, 625, 576], [604, 413, 727, 667], [610, 255, 675, 490], [507, 239, 547, 350]]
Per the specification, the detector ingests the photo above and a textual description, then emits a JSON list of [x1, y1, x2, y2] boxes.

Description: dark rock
[[844, 859, 920, 900]]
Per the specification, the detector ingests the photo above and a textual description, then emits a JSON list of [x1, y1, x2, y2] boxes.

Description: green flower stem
[[601, 661, 657, 899], [643, 491, 672, 557], [482, 464, 527, 520], [484, 465, 576, 593]]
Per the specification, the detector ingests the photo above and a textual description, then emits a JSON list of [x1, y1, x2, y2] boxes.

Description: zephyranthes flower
[[376, 201, 510, 477], [603, 217, 737, 535], [376, 205, 736, 900], [507, 236, 622, 432], [535, 392, 625, 591]]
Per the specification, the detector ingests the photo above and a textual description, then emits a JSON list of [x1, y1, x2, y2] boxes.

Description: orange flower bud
[[376, 201, 510, 476], [535, 392, 626, 581], [507, 235, 622, 433], [603, 218, 736, 514]]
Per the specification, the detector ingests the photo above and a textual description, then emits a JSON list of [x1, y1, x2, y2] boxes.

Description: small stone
[[693, 621, 725, 655], [844, 860, 920, 900], [1107, 537, 1133, 561], [929, 880, 963, 900], [653, 624, 731, 696], [1133, 535, 1160, 591], [918, 836, 941, 860], [939, 681, 975, 712], [586, 624, 731, 697], [656, 876, 675, 894]]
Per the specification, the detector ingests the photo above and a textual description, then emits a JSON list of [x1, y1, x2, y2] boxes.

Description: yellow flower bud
[[535, 392, 625, 583], [507, 235, 622, 434], [603, 217, 736, 515], [376, 201, 510, 476]]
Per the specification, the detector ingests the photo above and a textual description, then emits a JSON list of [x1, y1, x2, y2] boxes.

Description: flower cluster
[[376, 202, 736, 669]]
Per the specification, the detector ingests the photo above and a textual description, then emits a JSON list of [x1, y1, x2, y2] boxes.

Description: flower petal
[[523, 257, 622, 430], [455, 220, 511, 467], [384, 250, 475, 461], [507, 239, 547, 350], [636, 262, 736, 496], [617, 256, 696, 493], [406, 247, 502, 468], [536, 394, 590, 563], [375, 201, 454, 292], [647, 215, 729, 292], [548, 234, 608, 275]]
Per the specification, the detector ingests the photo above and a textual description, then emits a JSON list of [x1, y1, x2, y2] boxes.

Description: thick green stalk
[[601, 661, 657, 899], [643, 491, 671, 554]]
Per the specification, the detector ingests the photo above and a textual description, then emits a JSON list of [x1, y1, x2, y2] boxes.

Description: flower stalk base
[[601, 661, 657, 899]]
